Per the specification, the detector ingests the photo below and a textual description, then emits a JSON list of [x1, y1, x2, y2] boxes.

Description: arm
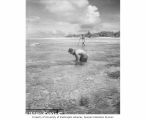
[[74, 54, 80, 64], [75, 54, 79, 62]]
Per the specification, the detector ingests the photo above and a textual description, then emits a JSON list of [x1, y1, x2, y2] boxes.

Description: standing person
[[81, 34, 85, 46], [78, 34, 86, 47], [68, 48, 88, 65]]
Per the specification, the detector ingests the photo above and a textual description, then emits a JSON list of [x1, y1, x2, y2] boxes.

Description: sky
[[26, 0, 120, 38]]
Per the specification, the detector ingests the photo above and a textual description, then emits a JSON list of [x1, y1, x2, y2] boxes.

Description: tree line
[[66, 31, 120, 38]]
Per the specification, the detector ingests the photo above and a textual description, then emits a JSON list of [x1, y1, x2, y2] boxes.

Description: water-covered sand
[[26, 37, 120, 114]]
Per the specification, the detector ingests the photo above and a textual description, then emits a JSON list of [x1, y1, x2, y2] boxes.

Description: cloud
[[41, 0, 100, 25], [27, 0, 101, 37], [101, 22, 120, 31], [27, 19, 81, 38], [26, 16, 40, 22]]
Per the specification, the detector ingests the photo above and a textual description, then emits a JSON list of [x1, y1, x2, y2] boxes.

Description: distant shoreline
[[26, 37, 120, 40]]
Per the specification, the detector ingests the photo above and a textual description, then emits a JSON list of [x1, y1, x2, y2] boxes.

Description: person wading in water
[[68, 48, 88, 65]]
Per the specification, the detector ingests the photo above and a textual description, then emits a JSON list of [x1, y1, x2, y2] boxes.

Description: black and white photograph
[[26, 0, 120, 114]]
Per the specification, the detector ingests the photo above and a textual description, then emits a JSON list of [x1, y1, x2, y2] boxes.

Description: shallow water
[[26, 37, 120, 114]]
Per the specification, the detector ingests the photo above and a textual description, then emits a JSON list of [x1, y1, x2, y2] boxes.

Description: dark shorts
[[80, 56, 88, 62]]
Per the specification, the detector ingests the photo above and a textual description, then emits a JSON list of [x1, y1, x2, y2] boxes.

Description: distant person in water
[[78, 34, 85, 47], [81, 34, 85, 46], [68, 48, 88, 65]]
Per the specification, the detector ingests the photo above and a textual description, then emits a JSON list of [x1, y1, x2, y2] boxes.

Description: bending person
[[68, 48, 88, 65]]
